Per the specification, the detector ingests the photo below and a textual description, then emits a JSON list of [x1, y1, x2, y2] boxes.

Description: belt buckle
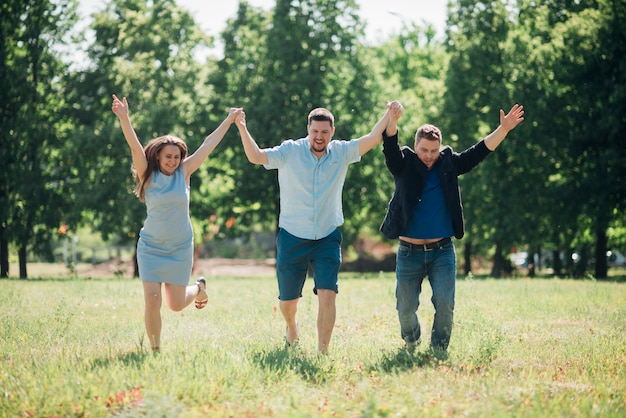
[[423, 243, 433, 251]]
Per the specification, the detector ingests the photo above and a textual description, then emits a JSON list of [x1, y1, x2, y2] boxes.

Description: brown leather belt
[[399, 237, 452, 251]]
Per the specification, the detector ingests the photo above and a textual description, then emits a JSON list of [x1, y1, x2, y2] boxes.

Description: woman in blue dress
[[112, 94, 242, 352]]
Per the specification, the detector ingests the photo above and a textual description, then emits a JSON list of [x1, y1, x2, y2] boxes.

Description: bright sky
[[176, 0, 447, 44], [78, 0, 447, 53]]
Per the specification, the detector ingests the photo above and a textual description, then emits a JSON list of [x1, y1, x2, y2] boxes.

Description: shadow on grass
[[371, 347, 449, 374], [460, 273, 626, 283], [248, 346, 333, 384], [89, 349, 150, 370], [0, 275, 130, 282]]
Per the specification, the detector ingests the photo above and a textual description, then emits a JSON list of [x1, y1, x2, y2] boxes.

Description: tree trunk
[[18, 244, 27, 279], [463, 241, 472, 275], [594, 229, 608, 279], [552, 249, 562, 276], [490, 241, 511, 278], [0, 226, 8, 278]]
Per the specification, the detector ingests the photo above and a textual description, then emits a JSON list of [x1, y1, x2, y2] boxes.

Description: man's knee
[[316, 289, 336, 309]]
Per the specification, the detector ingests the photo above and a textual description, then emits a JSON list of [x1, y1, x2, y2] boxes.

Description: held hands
[[387, 100, 403, 121], [111, 94, 129, 118], [227, 107, 244, 124], [385, 100, 403, 135], [500, 104, 525, 132], [234, 110, 247, 129]]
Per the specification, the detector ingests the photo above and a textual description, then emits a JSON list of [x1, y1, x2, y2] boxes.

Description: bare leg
[[164, 282, 204, 312], [317, 289, 336, 354], [280, 298, 299, 345], [143, 281, 162, 351]]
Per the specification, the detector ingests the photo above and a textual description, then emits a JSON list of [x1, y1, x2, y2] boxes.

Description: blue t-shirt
[[402, 167, 454, 239], [264, 137, 361, 240]]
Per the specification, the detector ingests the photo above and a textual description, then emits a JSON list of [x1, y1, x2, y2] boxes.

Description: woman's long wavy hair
[[133, 135, 188, 201]]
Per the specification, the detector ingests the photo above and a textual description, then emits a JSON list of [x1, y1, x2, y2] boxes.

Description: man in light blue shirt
[[235, 103, 399, 353]]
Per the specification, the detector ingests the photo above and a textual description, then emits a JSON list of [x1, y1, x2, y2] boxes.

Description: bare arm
[[182, 107, 243, 177], [111, 94, 147, 177], [484, 104, 525, 151], [357, 104, 393, 156], [235, 112, 269, 165]]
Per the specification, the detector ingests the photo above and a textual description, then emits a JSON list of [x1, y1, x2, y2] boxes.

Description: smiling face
[[307, 119, 335, 157], [306, 108, 336, 158], [157, 144, 182, 175]]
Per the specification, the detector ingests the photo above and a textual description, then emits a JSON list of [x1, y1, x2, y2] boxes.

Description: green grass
[[1, 273, 625, 417]]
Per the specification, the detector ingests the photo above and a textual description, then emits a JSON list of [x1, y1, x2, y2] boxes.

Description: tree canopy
[[1, 0, 624, 279]]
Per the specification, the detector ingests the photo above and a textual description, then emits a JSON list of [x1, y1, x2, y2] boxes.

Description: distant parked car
[[510, 251, 528, 268], [510, 249, 625, 270], [607, 250, 625, 267]]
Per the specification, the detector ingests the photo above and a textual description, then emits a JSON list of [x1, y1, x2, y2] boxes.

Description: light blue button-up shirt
[[264, 137, 361, 240]]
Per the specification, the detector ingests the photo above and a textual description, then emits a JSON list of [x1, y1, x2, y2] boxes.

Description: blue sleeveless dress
[[137, 167, 193, 286]]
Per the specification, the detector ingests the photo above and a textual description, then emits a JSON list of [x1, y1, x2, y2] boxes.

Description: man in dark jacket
[[381, 103, 525, 351]]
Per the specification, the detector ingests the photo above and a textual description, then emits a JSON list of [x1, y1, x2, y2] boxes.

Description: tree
[[444, 0, 529, 276], [513, 0, 626, 278], [201, 1, 275, 240], [66, 0, 216, 276], [539, 0, 626, 278], [207, 0, 390, 249], [0, 0, 78, 278]]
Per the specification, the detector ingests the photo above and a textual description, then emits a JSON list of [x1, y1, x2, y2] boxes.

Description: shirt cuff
[[383, 130, 398, 140]]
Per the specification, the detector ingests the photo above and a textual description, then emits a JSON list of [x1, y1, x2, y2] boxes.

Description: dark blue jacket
[[380, 131, 492, 240]]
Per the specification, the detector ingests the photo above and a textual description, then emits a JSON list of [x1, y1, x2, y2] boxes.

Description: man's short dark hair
[[308, 108, 335, 128], [415, 124, 442, 142]]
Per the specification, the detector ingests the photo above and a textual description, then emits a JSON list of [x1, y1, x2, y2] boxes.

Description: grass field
[[1, 271, 625, 417]]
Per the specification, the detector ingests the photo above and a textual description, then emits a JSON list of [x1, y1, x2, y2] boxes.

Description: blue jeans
[[395, 240, 456, 350]]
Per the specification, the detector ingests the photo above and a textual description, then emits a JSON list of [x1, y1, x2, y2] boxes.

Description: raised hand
[[227, 107, 244, 123], [385, 100, 403, 136], [388, 100, 404, 121], [111, 94, 129, 118], [500, 104, 524, 132], [235, 110, 247, 128]]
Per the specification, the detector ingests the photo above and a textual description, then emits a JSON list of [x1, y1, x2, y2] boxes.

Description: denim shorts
[[275, 228, 342, 300]]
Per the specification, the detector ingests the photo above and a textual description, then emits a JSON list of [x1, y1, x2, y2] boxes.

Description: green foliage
[[206, 0, 392, 246], [66, 0, 216, 247], [444, 0, 526, 276], [512, 0, 626, 277], [202, 2, 276, 238], [0, 0, 79, 277], [440, 0, 626, 278], [0, 275, 624, 416], [3, 0, 625, 279]]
